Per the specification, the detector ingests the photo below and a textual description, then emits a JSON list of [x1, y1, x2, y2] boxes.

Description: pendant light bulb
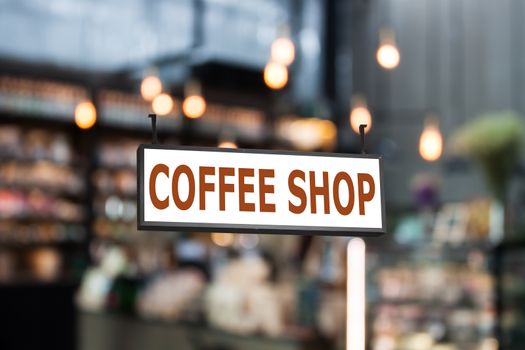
[[152, 93, 174, 116], [376, 28, 400, 70], [264, 61, 288, 90], [75, 100, 97, 129], [141, 74, 163, 101], [419, 116, 443, 162], [271, 37, 295, 66], [349, 95, 372, 134], [182, 80, 206, 119]]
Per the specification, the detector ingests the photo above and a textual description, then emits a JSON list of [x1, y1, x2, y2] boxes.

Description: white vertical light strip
[[347, 238, 366, 350]]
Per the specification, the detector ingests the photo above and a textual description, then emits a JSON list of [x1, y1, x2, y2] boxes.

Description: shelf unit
[[0, 71, 276, 284], [366, 240, 496, 350], [0, 115, 90, 283]]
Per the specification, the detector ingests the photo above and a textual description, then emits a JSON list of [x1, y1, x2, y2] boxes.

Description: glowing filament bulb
[[152, 93, 174, 116], [271, 37, 295, 66], [419, 118, 443, 162], [75, 101, 97, 129], [349, 95, 372, 134], [183, 95, 206, 119], [141, 75, 162, 101], [376, 28, 400, 70], [264, 62, 288, 90]]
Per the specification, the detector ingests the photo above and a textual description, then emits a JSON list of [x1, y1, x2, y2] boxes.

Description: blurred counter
[[78, 311, 331, 350]]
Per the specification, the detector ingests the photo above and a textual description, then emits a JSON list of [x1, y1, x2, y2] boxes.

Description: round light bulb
[[419, 123, 443, 162], [152, 93, 174, 116], [75, 101, 97, 129], [140, 75, 162, 101], [350, 106, 372, 134], [264, 62, 288, 90], [182, 95, 206, 119], [271, 37, 295, 66], [376, 44, 400, 70]]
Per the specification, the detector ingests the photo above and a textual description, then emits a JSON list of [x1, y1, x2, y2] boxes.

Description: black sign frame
[[137, 144, 386, 236]]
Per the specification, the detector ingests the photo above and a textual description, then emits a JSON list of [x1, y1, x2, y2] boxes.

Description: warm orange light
[[376, 28, 400, 70], [376, 44, 400, 70], [75, 101, 97, 129], [350, 107, 372, 134], [218, 140, 237, 149], [182, 95, 206, 119], [140, 75, 162, 101], [271, 37, 295, 66], [419, 119, 443, 162], [211, 232, 235, 247], [152, 93, 174, 116], [278, 117, 336, 151], [350, 96, 372, 134], [264, 62, 288, 90]]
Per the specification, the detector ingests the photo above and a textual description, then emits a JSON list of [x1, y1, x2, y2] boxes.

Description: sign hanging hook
[[148, 113, 158, 144], [359, 124, 367, 154]]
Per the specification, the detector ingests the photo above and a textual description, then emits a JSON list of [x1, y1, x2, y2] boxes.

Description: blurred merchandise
[[92, 138, 144, 240], [137, 269, 205, 320], [29, 247, 62, 281], [0, 76, 88, 120], [367, 202, 496, 350], [0, 124, 87, 282], [410, 173, 441, 210], [77, 246, 129, 312], [206, 255, 284, 336], [0, 189, 84, 222], [0, 250, 15, 281]]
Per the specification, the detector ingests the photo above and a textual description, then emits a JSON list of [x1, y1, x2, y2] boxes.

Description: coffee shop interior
[[0, 0, 525, 349]]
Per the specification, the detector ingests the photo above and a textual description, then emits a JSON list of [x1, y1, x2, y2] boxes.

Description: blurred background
[[0, 0, 524, 349]]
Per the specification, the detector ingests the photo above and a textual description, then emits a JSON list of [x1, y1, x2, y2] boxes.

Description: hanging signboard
[[137, 145, 385, 236]]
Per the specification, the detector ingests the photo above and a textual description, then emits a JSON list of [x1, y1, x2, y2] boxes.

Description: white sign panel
[[138, 145, 385, 235]]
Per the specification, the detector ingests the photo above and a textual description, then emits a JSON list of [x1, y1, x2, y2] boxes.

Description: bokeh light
[[350, 96, 372, 134], [376, 44, 400, 70], [278, 117, 336, 151], [211, 232, 235, 247], [182, 95, 206, 119], [271, 37, 295, 66], [419, 120, 443, 162], [152, 93, 174, 116], [75, 101, 97, 129], [140, 75, 162, 101], [218, 140, 238, 149], [264, 62, 288, 90]]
